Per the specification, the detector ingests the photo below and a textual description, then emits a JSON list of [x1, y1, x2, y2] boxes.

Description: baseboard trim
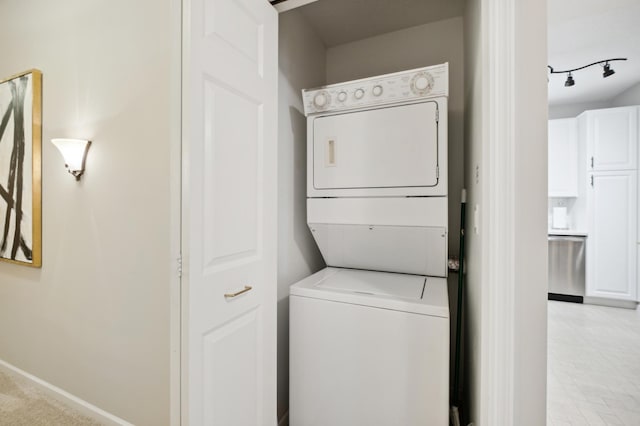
[[278, 410, 289, 426], [0, 358, 133, 426], [583, 297, 638, 310]]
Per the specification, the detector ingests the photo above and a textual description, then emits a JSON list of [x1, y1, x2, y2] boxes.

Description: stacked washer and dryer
[[289, 63, 450, 426]]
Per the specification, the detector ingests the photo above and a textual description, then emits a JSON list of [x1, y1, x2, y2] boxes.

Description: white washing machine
[[290, 63, 450, 425], [290, 268, 449, 426]]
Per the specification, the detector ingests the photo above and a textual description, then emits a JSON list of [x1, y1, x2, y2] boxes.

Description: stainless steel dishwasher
[[548, 235, 586, 303]]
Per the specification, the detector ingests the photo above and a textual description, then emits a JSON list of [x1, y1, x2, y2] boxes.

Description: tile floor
[[548, 300, 640, 425]]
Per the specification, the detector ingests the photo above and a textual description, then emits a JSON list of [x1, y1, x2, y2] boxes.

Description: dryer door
[[312, 101, 440, 195]]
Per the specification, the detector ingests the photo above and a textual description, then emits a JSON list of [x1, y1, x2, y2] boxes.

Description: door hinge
[[436, 109, 439, 123], [177, 255, 183, 278], [436, 165, 440, 179], [590, 156, 594, 169], [590, 175, 594, 187]]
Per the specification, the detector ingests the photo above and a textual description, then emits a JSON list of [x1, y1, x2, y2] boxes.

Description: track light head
[[603, 63, 615, 78], [565, 73, 575, 87]]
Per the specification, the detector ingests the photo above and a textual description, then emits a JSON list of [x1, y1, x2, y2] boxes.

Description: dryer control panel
[[302, 63, 448, 116]]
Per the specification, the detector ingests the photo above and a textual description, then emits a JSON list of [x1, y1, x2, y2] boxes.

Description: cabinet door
[[548, 118, 578, 197], [587, 107, 638, 171], [587, 171, 637, 301]]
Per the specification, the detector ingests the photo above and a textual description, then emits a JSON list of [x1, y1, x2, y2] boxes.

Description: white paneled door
[[183, 0, 278, 424], [587, 171, 638, 301]]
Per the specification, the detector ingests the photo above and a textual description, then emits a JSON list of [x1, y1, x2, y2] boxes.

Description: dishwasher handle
[[548, 236, 586, 243]]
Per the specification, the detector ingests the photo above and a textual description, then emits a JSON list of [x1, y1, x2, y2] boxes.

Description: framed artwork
[[0, 69, 42, 267]]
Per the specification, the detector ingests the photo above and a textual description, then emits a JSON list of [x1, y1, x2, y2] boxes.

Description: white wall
[[0, 1, 178, 424], [611, 81, 640, 107], [277, 10, 326, 423], [462, 0, 484, 422], [548, 81, 640, 119], [326, 18, 465, 258], [549, 100, 612, 119]]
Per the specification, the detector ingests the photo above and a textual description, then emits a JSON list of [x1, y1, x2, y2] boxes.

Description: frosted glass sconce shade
[[51, 138, 91, 180]]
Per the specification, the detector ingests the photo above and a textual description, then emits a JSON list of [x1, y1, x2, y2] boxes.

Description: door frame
[[478, 0, 548, 424]]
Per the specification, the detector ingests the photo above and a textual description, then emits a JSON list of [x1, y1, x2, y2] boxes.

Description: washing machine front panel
[[289, 294, 449, 426], [312, 101, 439, 191]]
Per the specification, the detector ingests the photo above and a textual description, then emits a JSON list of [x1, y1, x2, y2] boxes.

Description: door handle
[[224, 286, 253, 298]]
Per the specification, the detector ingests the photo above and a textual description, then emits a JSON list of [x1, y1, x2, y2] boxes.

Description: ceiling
[[277, 0, 640, 106], [293, 0, 464, 47], [548, 0, 640, 106]]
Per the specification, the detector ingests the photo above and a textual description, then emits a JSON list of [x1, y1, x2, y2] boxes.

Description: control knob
[[337, 91, 348, 102], [313, 91, 330, 109], [410, 72, 435, 95], [354, 88, 365, 100], [372, 85, 383, 96]]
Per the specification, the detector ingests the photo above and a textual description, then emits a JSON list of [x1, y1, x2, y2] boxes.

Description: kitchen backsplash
[[547, 198, 586, 230]]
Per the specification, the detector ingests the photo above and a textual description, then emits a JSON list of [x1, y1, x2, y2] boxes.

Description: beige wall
[[0, 1, 178, 424], [277, 9, 327, 423]]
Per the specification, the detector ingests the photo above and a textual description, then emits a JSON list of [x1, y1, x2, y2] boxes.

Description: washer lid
[[290, 267, 449, 318], [317, 268, 425, 299]]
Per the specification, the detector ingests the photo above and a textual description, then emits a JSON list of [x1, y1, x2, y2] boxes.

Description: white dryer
[[305, 65, 448, 199], [290, 63, 450, 426]]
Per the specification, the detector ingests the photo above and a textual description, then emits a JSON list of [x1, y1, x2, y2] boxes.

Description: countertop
[[548, 229, 588, 237]]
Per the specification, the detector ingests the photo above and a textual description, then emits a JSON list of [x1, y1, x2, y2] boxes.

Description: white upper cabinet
[[548, 118, 579, 197], [584, 106, 638, 171]]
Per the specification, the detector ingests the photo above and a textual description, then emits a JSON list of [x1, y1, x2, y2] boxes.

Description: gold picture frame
[[0, 69, 42, 267]]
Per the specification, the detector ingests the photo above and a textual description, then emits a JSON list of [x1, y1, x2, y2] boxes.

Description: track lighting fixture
[[603, 62, 615, 78], [564, 73, 575, 87], [548, 58, 627, 87]]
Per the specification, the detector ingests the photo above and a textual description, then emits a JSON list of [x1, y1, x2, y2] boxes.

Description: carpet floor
[[0, 370, 101, 426]]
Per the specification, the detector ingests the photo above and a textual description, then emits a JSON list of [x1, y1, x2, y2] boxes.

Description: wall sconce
[[51, 138, 91, 181]]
